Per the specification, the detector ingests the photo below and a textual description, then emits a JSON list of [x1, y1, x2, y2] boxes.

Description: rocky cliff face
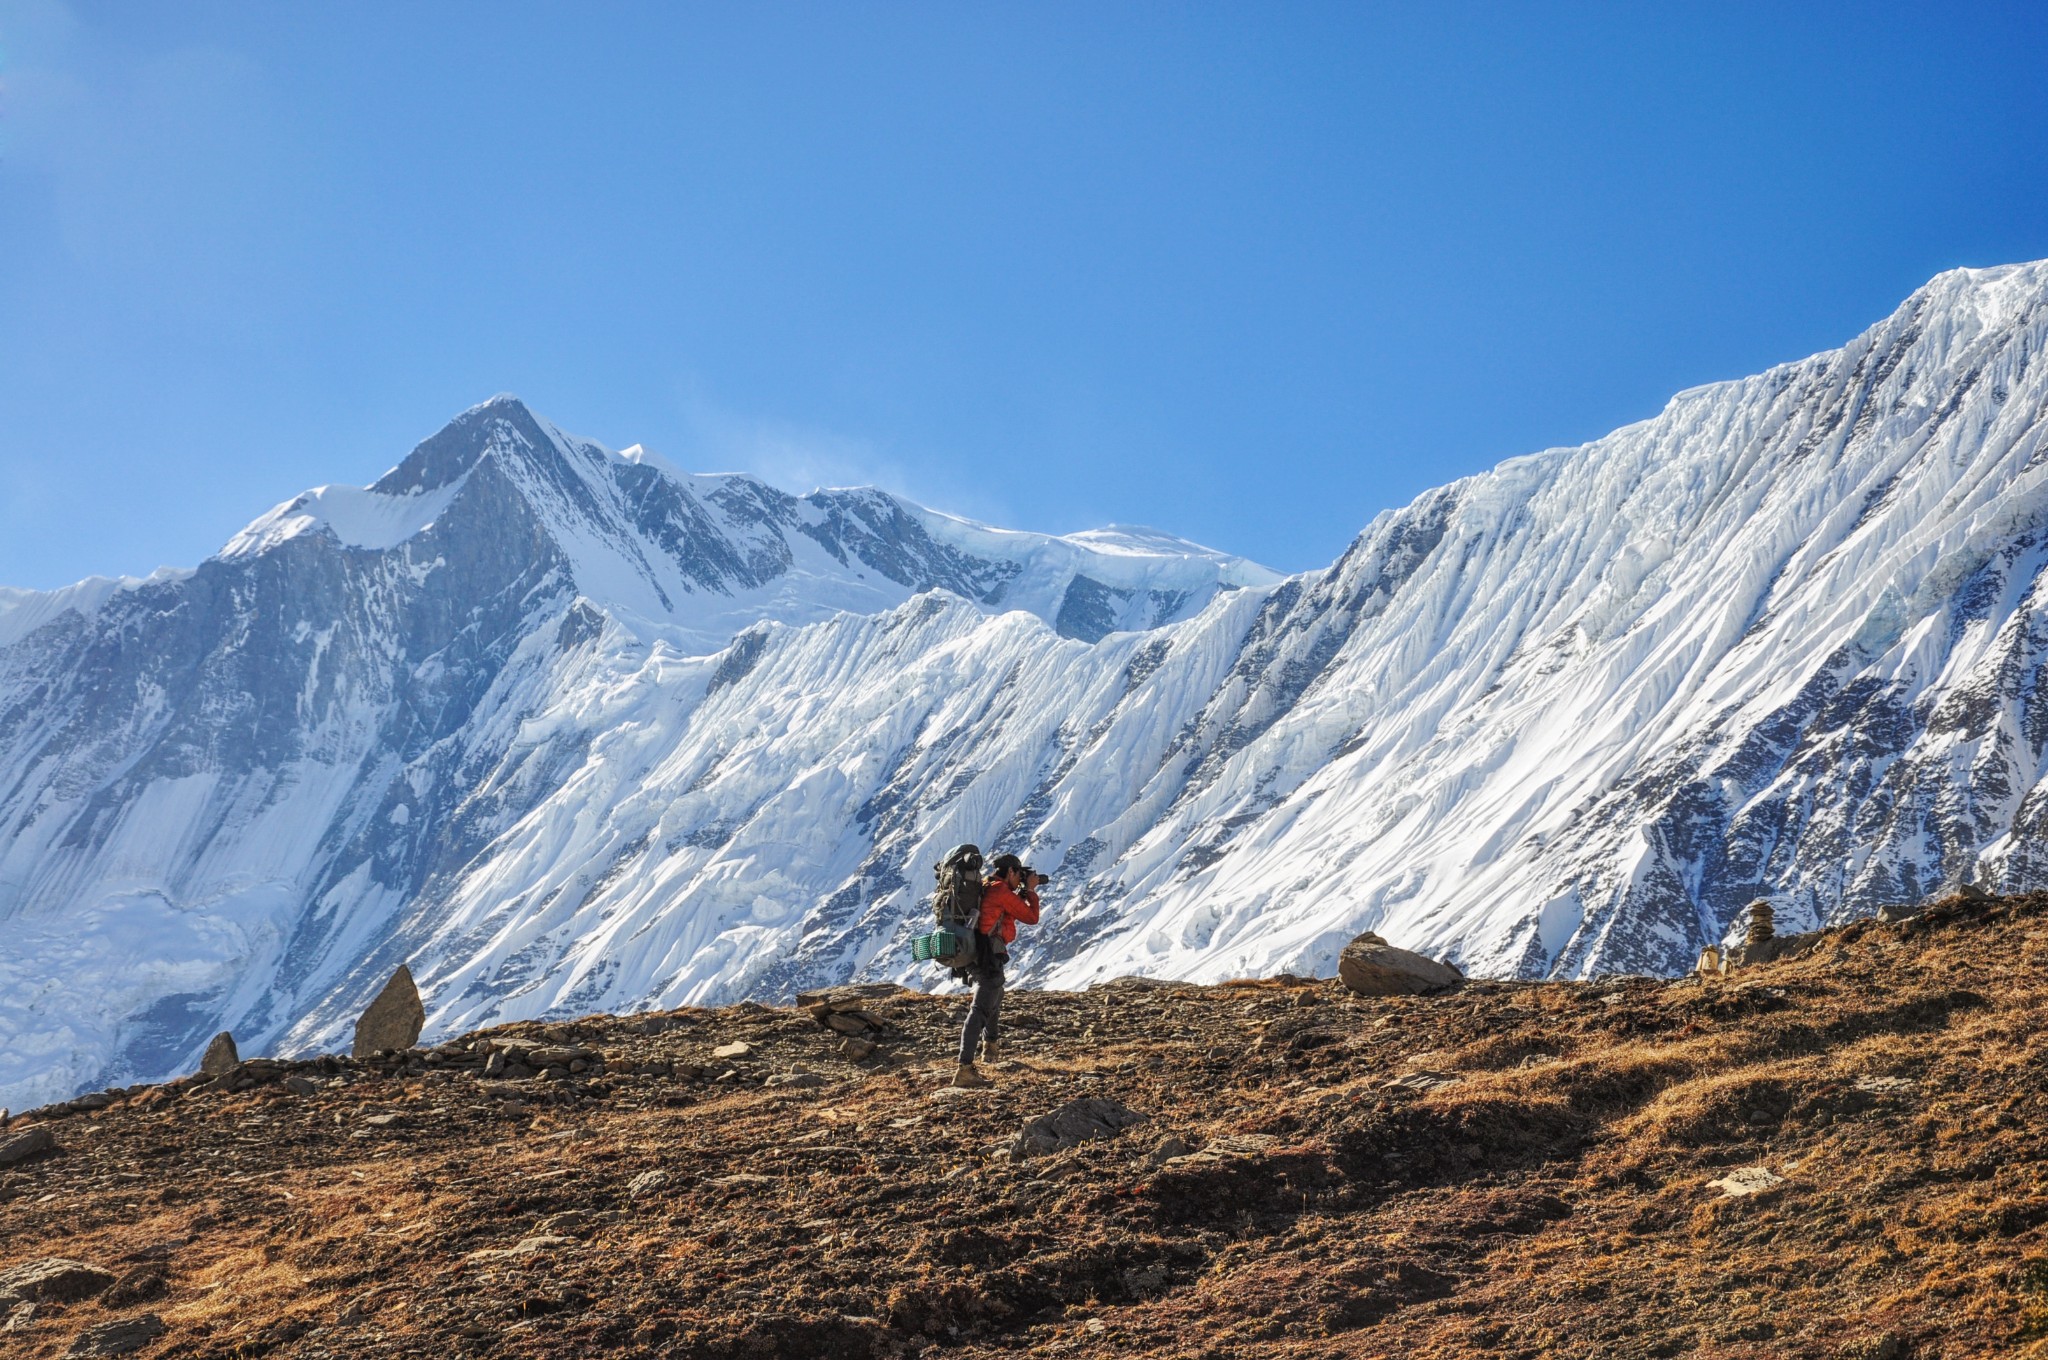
[[5, 262, 2048, 1110]]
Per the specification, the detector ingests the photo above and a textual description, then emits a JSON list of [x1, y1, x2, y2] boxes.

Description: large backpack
[[909, 844, 983, 969]]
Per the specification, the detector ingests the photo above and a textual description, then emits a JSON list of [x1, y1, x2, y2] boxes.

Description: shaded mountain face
[[5, 261, 2048, 1111]]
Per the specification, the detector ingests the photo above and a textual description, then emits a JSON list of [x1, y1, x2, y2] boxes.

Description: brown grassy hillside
[[2, 891, 2045, 1359]]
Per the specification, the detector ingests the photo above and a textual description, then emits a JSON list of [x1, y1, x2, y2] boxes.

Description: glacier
[[5, 261, 2048, 1111]]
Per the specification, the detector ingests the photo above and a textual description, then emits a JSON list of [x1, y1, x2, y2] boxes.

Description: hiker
[[953, 853, 1043, 1088]]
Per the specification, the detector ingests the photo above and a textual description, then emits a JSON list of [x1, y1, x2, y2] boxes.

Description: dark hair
[[989, 853, 1025, 874]]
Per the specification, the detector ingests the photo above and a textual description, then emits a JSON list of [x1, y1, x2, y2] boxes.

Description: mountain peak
[[369, 394, 557, 497]]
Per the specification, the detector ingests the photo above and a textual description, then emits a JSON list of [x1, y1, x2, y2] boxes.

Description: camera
[[1024, 868, 1051, 888]]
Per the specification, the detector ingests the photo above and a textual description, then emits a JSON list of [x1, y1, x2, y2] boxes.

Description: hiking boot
[[951, 1062, 992, 1089], [982, 1039, 1001, 1065]]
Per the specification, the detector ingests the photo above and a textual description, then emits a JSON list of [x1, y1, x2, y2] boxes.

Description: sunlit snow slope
[[6, 260, 2048, 1110]]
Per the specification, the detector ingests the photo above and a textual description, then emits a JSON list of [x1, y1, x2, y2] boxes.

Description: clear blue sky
[[3, 2, 2045, 589]]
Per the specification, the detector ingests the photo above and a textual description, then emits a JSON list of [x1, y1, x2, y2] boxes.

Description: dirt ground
[[3, 891, 2045, 1359]]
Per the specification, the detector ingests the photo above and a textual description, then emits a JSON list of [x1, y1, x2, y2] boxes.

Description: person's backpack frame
[[910, 843, 983, 970]]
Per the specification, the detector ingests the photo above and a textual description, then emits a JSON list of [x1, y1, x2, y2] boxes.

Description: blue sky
[[2, 2, 2045, 589]]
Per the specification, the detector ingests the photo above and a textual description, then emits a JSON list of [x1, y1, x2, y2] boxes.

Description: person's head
[[990, 853, 1025, 886]]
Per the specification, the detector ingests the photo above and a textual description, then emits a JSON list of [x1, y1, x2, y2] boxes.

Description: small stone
[[362, 1113, 408, 1129], [0, 1126, 54, 1166], [1, 1301, 34, 1334], [1163, 1133, 1280, 1168], [1380, 1070, 1461, 1094], [824, 1012, 877, 1036], [836, 1037, 878, 1060], [199, 1032, 239, 1077], [1337, 932, 1463, 996], [351, 965, 426, 1059], [101, 1269, 168, 1307], [1010, 1096, 1148, 1161], [464, 1236, 573, 1262], [283, 1076, 319, 1097], [66, 1314, 165, 1357], [535, 1209, 614, 1236], [1855, 1075, 1916, 1095], [765, 1072, 826, 1089], [711, 1041, 753, 1059], [627, 1169, 669, 1197], [708, 1173, 777, 1188], [1707, 1165, 1786, 1198], [1145, 1135, 1192, 1167]]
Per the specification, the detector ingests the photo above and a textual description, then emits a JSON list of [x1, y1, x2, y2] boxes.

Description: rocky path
[[2, 893, 2045, 1359]]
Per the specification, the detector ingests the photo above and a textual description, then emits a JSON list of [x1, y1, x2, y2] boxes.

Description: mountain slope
[[0, 401, 1270, 1109], [5, 261, 2048, 1112], [0, 891, 2040, 1360]]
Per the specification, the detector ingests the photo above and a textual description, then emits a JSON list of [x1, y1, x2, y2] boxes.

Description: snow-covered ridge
[[211, 393, 1275, 649], [5, 260, 2048, 1113]]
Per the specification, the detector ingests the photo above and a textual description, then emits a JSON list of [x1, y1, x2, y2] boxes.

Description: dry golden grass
[[1, 891, 2044, 1358]]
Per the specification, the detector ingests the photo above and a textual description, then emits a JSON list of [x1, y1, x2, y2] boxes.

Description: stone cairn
[[1745, 900, 1776, 951]]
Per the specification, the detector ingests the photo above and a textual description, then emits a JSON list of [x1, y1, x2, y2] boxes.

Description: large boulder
[[1337, 932, 1463, 997], [351, 965, 425, 1058], [199, 1031, 239, 1076]]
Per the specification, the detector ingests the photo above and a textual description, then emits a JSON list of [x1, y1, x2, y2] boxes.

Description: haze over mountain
[[4, 260, 2047, 1111]]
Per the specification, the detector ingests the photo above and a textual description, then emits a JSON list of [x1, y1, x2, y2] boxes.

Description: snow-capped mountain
[[6, 260, 2048, 1111]]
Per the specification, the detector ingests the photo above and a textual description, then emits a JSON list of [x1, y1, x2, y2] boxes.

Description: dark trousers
[[958, 941, 1005, 1064]]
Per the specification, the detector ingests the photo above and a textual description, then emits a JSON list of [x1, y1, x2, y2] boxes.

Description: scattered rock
[[0, 1126, 55, 1166], [0, 1259, 116, 1304], [465, 1236, 574, 1262], [1855, 1075, 1917, 1094], [712, 1041, 753, 1059], [1163, 1133, 1280, 1168], [1337, 933, 1463, 996], [362, 1113, 408, 1129], [283, 1076, 319, 1097], [100, 1269, 168, 1307], [765, 1072, 827, 1089], [836, 1036, 878, 1060], [535, 1210, 611, 1236], [1145, 1134, 1192, 1167], [1707, 1165, 1786, 1198], [627, 1170, 669, 1198], [1875, 901, 1924, 923], [708, 1173, 778, 1189], [526, 1045, 594, 1068], [65, 1314, 165, 1357], [1010, 1096, 1148, 1160], [351, 964, 425, 1058], [1838, 1333, 1910, 1360], [199, 1032, 239, 1077], [797, 983, 908, 1011], [1381, 1070, 1461, 1094], [2, 1301, 34, 1333]]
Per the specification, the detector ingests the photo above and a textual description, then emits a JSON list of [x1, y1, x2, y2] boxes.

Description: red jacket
[[977, 878, 1040, 943]]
